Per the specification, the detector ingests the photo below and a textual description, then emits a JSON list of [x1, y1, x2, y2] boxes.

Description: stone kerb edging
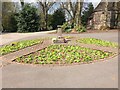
[[0, 39, 119, 67]]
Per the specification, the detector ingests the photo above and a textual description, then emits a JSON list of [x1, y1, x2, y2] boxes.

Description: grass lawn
[[77, 38, 118, 48], [14, 45, 114, 65], [0, 39, 43, 55]]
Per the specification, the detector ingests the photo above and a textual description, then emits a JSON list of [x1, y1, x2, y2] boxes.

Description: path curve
[[0, 30, 119, 88]]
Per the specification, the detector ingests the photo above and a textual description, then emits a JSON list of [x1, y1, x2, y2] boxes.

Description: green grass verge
[[0, 39, 43, 55], [77, 38, 118, 48], [14, 45, 114, 65]]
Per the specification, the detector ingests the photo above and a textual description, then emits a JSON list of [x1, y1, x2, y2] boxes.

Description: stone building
[[88, 1, 120, 30]]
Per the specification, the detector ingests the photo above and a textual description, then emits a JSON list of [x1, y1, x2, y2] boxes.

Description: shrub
[[2, 13, 17, 32], [51, 8, 66, 29], [61, 22, 86, 33], [2, 2, 17, 32], [15, 4, 40, 33], [75, 25, 86, 33], [61, 22, 74, 32]]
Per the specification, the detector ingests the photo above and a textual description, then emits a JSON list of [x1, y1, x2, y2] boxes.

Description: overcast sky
[[13, 0, 101, 8]]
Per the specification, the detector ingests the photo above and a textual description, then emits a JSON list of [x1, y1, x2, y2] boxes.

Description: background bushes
[[2, 13, 17, 32], [51, 8, 66, 30], [1, 2, 86, 33], [2, 2, 17, 32], [15, 4, 40, 32]]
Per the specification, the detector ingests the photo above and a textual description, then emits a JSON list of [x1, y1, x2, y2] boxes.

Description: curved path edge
[[0, 39, 119, 67]]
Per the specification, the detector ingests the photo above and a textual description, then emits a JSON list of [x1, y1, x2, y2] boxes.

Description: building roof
[[94, 1, 120, 12]]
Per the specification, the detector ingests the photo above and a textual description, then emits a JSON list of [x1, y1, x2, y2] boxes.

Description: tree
[[47, 14, 53, 30], [15, 4, 40, 32], [61, 0, 84, 26], [74, 1, 83, 25], [51, 8, 66, 29], [81, 2, 94, 26], [20, 0, 24, 7], [0, 1, 3, 33], [37, 1, 55, 30], [2, 2, 17, 32]]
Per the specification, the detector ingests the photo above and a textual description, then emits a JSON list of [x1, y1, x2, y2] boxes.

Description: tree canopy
[[81, 2, 94, 26]]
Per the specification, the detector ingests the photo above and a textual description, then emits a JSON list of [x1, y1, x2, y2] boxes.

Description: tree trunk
[[74, 2, 81, 26], [38, 2, 55, 31], [43, 10, 48, 30], [70, 1, 83, 26], [61, 1, 84, 26], [42, 3, 48, 30], [20, 0, 24, 8], [44, 4, 48, 30]]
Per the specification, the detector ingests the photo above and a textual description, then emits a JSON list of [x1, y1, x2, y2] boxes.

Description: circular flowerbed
[[13, 45, 114, 65]]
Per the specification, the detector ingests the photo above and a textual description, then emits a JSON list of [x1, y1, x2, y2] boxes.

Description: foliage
[[15, 4, 40, 32], [81, 2, 94, 26], [39, 13, 46, 31], [14, 45, 114, 64], [61, 22, 86, 33], [75, 25, 86, 33], [47, 14, 53, 30], [61, 22, 74, 32], [20, 0, 24, 7], [51, 8, 66, 29], [77, 38, 118, 48], [2, 2, 17, 32], [0, 39, 43, 55], [2, 14, 17, 32], [65, 29, 72, 33]]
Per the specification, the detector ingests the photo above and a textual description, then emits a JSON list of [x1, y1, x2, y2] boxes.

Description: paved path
[[0, 30, 56, 46], [0, 30, 118, 45], [0, 30, 119, 88], [2, 56, 118, 88]]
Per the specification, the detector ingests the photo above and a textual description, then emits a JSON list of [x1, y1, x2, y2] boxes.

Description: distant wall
[[92, 10, 119, 30]]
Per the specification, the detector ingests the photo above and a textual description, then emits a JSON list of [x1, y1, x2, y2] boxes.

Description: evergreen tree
[[51, 8, 66, 29], [2, 2, 17, 32], [15, 4, 40, 32], [81, 2, 94, 26]]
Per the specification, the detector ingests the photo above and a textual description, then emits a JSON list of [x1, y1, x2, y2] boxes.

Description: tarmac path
[[0, 30, 119, 88]]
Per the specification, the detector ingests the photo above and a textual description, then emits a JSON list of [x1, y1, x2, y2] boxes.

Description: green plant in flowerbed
[[61, 22, 74, 33], [77, 38, 118, 48], [74, 25, 86, 33], [13, 45, 115, 65], [0, 39, 43, 55], [61, 22, 86, 33]]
